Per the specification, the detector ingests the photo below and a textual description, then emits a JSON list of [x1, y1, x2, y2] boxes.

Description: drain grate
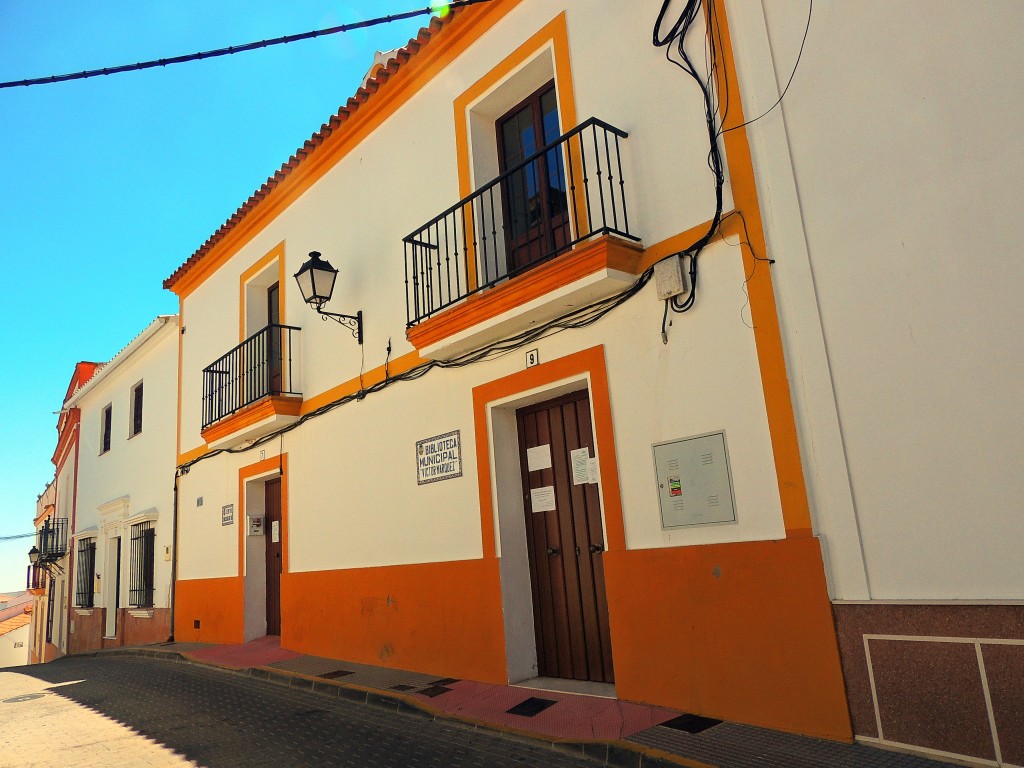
[[3, 694, 46, 704], [319, 669, 354, 680], [390, 684, 417, 692], [506, 697, 557, 717], [659, 713, 723, 734], [417, 685, 454, 698], [428, 677, 460, 686]]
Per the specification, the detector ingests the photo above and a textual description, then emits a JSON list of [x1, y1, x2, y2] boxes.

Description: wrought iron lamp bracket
[[316, 308, 363, 344]]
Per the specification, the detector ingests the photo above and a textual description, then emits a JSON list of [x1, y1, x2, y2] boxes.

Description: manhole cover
[[2, 693, 45, 704]]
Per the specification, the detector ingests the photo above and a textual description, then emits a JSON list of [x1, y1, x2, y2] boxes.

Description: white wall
[[0, 623, 30, 668], [732, 0, 1024, 599]]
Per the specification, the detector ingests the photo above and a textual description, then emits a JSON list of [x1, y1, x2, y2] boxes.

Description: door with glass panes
[[497, 82, 569, 277]]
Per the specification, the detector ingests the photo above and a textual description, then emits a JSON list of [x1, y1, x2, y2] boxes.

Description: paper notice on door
[[526, 444, 552, 472], [588, 457, 600, 484], [271, 520, 280, 543], [530, 486, 557, 512], [570, 448, 590, 485]]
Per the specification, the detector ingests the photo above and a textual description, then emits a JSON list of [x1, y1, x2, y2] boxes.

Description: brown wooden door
[[267, 283, 283, 393], [497, 82, 569, 278], [517, 391, 614, 682], [265, 478, 282, 636]]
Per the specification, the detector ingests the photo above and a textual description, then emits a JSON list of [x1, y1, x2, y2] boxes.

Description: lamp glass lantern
[[28, 545, 39, 565], [294, 251, 338, 311]]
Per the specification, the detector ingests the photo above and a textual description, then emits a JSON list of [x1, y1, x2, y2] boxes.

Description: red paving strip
[[186, 636, 299, 670], [414, 680, 678, 740]]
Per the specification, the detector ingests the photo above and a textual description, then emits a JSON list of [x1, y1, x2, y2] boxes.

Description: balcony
[[404, 117, 643, 359], [36, 517, 68, 561], [200, 323, 302, 448]]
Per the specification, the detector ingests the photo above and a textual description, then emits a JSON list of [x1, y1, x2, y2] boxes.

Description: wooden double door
[[517, 391, 614, 683]]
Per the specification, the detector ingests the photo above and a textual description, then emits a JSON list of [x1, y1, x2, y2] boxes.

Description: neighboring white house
[[61, 316, 179, 654], [0, 612, 31, 668]]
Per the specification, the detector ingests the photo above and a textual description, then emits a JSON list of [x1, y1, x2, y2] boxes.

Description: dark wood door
[[265, 478, 283, 636], [497, 82, 569, 277], [267, 283, 283, 393], [517, 391, 613, 682]]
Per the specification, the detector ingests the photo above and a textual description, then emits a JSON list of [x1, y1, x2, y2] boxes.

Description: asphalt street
[[1, 655, 601, 768]]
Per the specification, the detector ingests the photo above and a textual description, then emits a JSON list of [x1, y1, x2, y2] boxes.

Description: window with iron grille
[[128, 521, 155, 608], [130, 381, 143, 437], [75, 538, 96, 608], [100, 404, 112, 454]]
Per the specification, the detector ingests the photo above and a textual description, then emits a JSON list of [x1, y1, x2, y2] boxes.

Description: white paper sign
[[526, 444, 552, 472], [588, 457, 600, 484], [570, 448, 590, 485], [271, 520, 280, 543], [530, 486, 557, 512]]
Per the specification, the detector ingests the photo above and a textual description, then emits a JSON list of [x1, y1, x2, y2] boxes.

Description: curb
[[78, 646, 712, 768]]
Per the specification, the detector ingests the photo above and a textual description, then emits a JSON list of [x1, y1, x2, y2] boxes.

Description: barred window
[[75, 538, 96, 608], [129, 521, 155, 608]]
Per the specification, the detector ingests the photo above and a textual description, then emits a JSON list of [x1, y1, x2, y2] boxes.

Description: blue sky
[[0, 1, 433, 592]]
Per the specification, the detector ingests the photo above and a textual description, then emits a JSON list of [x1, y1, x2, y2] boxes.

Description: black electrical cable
[[0, 0, 494, 90], [721, 0, 812, 134], [653, 0, 725, 320], [178, 267, 654, 474]]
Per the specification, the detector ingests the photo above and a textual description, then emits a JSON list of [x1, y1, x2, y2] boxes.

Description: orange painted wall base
[[282, 558, 507, 684], [603, 536, 852, 742], [174, 577, 245, 644]]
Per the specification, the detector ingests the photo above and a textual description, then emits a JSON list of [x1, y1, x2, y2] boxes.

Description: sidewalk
[[94, 637, 955, 768]]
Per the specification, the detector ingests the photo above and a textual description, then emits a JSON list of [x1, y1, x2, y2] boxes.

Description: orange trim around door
[[472, 345, 626, 558], [238, 454, 288, 579]]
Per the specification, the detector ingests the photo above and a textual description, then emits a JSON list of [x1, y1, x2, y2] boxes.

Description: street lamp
[[28, 546, 39, 565], [294, 251, 363, 344]]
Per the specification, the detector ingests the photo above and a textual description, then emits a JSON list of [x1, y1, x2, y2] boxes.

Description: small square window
[[130, 381, 144, 437], [100, 405, 112, 454]]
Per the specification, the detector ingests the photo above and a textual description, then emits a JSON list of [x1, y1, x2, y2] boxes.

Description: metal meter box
[[652, 431, 736, 528]]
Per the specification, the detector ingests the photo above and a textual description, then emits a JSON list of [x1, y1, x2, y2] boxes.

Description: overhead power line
[[0, 0, 493, 90], [0, 533, 34, 542]]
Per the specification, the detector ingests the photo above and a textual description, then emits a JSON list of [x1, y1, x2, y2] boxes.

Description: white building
[[161, 2, 1022, 765], [61, 316, 179, 653]]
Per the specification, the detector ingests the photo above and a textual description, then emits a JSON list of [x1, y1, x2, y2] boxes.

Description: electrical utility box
[[653, 254, 689, 300], [652, 431, 737, 528]]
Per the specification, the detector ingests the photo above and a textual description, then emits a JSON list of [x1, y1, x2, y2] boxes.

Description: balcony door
[[497, 82, 569, 277], [267, 283, 283, 394]]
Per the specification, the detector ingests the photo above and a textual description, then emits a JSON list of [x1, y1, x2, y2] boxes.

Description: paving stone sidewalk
[[86, 640, 961, 768]]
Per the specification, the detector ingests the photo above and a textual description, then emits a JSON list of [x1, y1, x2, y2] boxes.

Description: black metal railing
[[75, 538, 96, 608], [404, 117, 639, 326], [202, 323, 301, 428], [129, 521, 155, 608], [37, 517, 68, 561]]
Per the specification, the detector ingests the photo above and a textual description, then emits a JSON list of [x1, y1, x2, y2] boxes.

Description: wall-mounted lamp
[[294, 251, 363, 344], [28, 546, 39, 565]]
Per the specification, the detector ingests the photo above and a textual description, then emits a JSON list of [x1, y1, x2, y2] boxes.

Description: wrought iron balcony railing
[[36, 517, 68, 561], [403, 117, 639, 326], [201, 323, 301, 429]]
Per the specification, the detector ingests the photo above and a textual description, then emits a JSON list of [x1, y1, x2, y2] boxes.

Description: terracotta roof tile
[[0, 613, 30, 638], [163, 7, 464, 291]]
